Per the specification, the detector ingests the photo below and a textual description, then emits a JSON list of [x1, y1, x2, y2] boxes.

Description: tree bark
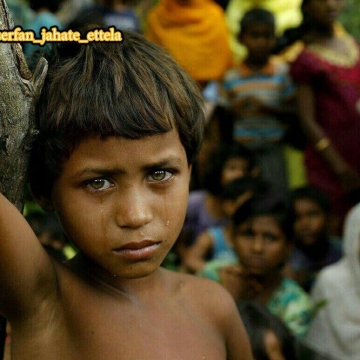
[[0, 1, 48, 358], [0, 0, 47, 210]]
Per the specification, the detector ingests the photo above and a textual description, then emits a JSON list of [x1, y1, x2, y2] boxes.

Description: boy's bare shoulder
[[164, 269, 238, 329]]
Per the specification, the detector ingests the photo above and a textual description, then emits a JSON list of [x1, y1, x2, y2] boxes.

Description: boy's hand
[[230, 96, 265, 118], [219, 265, 263, 301]]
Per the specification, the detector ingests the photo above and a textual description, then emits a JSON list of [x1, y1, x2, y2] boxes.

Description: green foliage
[[341, 0, 360, 40]]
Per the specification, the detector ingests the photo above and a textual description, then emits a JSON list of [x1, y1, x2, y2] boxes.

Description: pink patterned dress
[[290, 35, 360, 220]]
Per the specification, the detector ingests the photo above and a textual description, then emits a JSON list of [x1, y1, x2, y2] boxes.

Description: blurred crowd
[[3, 0, 360, 359]]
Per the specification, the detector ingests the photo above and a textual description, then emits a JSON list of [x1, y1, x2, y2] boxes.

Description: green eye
[[148, 170, 172, 182], [87, 179, 113, 191]]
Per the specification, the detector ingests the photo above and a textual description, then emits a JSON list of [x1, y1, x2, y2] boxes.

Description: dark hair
[[29, 31, 204, 198], [232, 198, 294, 242], [221, 176, 266, 201], [238, 301, 297, 360], [205, 104, 234, 144], [240, 8, 275, 36], [273, 0, 316, 54], [203, 143, 256, 196], [29, 0, 62, 13], [290, 186, 331, 214]]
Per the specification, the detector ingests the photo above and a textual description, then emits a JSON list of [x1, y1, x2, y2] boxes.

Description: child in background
[[180, 143, 259, 247], [184, 176, 262, 273], [290, 0, 360, 235], [71, 0, 141, 33], [0, 32, 253, 359], [24, 0, 63, 59], [191, 103, 234, 190], [284, 186, 342, 292], [238, 301, 298, 360], [214, 200, 313, 338], [222, 8, 295, 201], [304, 202, 360, 360]]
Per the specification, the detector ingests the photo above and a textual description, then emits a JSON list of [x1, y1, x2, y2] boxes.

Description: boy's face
[[50, 130, 191, 279], [240, 23, 276, 63], [233, 215, 290, 276], [293, 199, 326, 246]]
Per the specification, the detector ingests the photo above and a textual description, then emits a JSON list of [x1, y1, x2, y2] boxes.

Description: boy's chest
[[12, 286, 226, 360], [64, 294, 226, 360]]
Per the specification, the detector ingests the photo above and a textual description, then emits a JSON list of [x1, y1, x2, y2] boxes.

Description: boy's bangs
[[39, 41, 184, 139]]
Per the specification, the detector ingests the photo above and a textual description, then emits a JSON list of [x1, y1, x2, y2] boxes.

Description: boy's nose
[[115, 188, 153, 229]]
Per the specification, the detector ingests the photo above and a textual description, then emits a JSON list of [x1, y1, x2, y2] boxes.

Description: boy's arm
[[0, 193, 57, 320], [214, 284, 254, 359]]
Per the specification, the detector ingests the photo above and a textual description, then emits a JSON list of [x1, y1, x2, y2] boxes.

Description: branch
[[0, 0, 48, 210]]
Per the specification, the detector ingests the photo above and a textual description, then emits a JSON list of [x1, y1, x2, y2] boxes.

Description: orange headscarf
[[146, 0, 233, 82]]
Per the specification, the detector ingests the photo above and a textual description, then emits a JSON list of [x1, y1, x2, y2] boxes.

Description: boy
[[284, 186, 342, 292], [0, 32, 253, 359], [222, 8, 295, 201]]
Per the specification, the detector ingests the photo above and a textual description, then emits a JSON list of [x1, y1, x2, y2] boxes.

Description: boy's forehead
[[66, 131, 188, 167]]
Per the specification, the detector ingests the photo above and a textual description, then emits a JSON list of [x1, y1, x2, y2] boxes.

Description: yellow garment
[[226, 0, 302, 61], [146, 0, 233, 82]]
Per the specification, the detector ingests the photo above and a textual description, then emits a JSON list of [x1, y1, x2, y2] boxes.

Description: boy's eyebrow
[[71, 156, 184, 179]]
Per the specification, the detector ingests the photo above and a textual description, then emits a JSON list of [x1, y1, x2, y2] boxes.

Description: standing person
[[145, 0, 233, 90], [290, 0, 360, 235], [222, 8, 296, 201], [304, 203, 360, 360], [0, 32, 253, 359]]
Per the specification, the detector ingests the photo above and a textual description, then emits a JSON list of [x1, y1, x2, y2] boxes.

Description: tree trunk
[[0, 0, 48, 357], [0, 0, 47, 209]]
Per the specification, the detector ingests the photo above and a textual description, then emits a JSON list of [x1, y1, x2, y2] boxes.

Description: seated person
[[238, 301, 297, 360], [181, 143, 259, 246], [200, 199, 313, 338], [304, 203, 360, 360], [284, 186, 342, 292], [184, 176, 264, 273]]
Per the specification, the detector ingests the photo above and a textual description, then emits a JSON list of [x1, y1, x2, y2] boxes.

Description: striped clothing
[[223, 59, 295, 144]]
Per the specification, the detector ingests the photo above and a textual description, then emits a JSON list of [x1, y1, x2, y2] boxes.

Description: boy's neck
[[244, 57, 269, 72], [67, 253, 166, 301]]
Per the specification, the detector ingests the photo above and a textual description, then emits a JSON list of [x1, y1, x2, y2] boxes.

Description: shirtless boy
[[0, 32, 253, 359]]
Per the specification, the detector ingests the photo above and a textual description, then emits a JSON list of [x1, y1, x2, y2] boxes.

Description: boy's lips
[[112, 240, 161, 261]]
